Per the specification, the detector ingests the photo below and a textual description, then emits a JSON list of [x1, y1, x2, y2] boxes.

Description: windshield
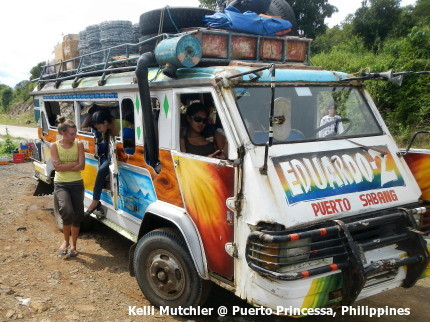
[[234, 86, 382, 144]]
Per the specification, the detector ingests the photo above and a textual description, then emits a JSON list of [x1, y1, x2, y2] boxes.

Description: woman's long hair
[[91, 109, 114, 154]]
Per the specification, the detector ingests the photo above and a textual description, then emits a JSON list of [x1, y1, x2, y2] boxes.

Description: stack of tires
[[85, 24, 103, 65], [99, 20, 133, 60], [78, 30, 91, 67]]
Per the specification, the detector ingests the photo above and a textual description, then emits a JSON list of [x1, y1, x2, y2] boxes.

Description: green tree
[[0, 86, 13, 113], [30, 61, 45, 81], [352, 0, 402, 52], [414, 0, 430, 25], [13, 80, 32, 103], [289, 0, 337, 38]]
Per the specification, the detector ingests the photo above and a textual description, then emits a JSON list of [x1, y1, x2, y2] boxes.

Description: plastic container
[[13, 153, 25, 163]]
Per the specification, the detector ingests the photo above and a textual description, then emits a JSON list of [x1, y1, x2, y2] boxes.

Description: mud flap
[[33, 180, 54, 196], [129, 243, 137, 276]]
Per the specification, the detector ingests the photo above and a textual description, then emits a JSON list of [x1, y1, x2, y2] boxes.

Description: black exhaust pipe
[[135, 52, 160, 172]]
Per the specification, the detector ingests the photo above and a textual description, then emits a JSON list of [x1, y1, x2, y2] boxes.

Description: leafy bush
[[0, 129, 18, 156], [312, 25, 430, 147]]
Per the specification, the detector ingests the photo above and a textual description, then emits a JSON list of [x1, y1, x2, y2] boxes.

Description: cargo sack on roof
[[203, 6, 292, 36]]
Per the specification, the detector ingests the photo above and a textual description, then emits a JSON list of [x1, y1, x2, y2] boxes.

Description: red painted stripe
[[301, 270, 310, 278], [329, 264, 339, 271], [319, 228, 328, 236], [290, 233, 300, 241]]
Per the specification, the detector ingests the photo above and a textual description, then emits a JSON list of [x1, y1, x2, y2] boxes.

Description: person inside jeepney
[[180, 103, 225, 159], [318, 104, 344, 138], [81, 104, 101, 132], [50, 116, 85, 257], [84, 109, 132, 216], [203, 101, 228, 155]]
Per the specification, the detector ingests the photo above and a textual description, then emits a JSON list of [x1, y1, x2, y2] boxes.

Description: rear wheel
[[134, 228, 211, 308]]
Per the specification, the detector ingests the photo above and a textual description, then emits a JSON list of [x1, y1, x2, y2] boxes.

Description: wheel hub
[[148, 253, 185, 300]]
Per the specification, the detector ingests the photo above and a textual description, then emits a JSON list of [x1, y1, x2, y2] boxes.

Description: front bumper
[[246, 206, 429, 305]]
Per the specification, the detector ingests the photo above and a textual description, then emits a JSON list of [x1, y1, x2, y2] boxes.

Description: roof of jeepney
[[32, 64, 350, 95]]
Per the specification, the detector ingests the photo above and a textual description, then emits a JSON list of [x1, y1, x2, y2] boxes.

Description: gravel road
[[1, 162, 429, 321]]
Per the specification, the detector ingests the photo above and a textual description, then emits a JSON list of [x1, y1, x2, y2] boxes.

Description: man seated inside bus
[[180, 103, 226, 159]]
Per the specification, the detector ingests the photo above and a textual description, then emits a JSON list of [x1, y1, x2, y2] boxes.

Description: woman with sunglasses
[[180, 103, 225, 158]]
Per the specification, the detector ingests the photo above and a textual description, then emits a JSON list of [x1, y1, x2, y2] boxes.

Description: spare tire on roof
[[229, 0, 298, 35], [228, 0, 271, 14], [139, 7, 215, 36], [266, 0, 298, 35]]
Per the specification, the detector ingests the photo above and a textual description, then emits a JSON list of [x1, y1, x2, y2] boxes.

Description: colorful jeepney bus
[[31, 28, 429, 312]]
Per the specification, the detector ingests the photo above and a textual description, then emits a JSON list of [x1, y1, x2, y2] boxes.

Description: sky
[[0, 0, 417, 88]]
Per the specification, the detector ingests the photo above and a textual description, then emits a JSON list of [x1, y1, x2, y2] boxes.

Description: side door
[[170, 90, 237, 281]]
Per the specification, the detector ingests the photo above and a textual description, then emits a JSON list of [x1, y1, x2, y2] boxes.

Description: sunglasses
[[191, 115, 208, 124]]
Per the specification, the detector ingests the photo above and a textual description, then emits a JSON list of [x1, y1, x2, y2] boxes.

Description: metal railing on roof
[[36, 33, 173, 87]]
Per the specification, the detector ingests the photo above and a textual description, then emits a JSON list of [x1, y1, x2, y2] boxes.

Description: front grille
[[247, 225, 349, 279], [246, 206, 428, 281]]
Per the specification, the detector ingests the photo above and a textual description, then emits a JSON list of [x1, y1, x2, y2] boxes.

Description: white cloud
[[0, 0, 199, 87]]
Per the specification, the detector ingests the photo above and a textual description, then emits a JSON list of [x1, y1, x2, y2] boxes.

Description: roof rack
[[36, 33, 171, 88], [36, 28, 312, 88]]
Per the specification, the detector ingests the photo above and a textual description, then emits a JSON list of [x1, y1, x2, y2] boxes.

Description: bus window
[[179, 93, 227, 158], [121, 98, 135, 155], [44, 101, 60, 126]]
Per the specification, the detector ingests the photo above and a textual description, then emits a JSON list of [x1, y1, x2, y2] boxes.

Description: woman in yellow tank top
[[50, 116, 85, 257]]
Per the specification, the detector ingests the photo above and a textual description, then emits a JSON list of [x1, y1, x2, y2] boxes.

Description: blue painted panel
[[117, 167, 157, 219]]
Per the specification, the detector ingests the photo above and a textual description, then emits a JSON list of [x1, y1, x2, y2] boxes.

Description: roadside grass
[[0, 111, 36, 127], [393, 132, 430, 150]]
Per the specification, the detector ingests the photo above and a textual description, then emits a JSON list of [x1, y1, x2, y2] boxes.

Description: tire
[[228, 0, 271, 14], [266, 0, 298, 35], [53, 194, 63, 232], [139, 7, 215, 36], [134, 228, 211, 308]]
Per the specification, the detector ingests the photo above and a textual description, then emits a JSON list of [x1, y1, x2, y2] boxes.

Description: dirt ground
[[1, 162, 429, 321]]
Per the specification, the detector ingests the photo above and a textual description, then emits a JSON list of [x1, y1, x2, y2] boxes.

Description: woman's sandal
[[57, 242, 69, 256], [69, 249, 79, 257]]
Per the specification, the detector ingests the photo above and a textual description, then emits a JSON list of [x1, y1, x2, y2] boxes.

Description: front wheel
[[134, 228, 211, 308]]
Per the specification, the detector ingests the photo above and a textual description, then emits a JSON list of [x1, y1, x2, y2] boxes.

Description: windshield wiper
[[345, 138, 387, 156]]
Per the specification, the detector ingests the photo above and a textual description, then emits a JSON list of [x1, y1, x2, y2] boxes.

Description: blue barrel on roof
[[155, 35, 202, 69]]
